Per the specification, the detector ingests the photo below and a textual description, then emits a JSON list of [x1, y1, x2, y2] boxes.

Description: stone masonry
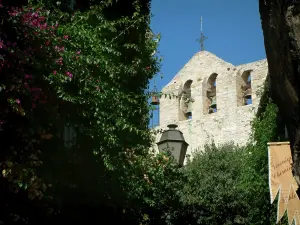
[[152, 51, 268, 160]]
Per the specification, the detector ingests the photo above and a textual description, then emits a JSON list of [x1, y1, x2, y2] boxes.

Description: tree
[[0, 0, 174, 224], [259, 0, 300, 189]]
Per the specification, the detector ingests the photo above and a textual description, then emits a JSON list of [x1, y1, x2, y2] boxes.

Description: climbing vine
[[0, 0, 168, 223]]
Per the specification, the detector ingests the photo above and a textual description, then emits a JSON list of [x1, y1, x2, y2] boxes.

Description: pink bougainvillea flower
[[8, 10, 18, 16], [0, 40, 4, 49], [24, 74, 33, 79], [53, 70, 57, 75], [15, 99, 21, 104], [76, 51, 81, 55], [54, 46, 64, 52], [55, 57, 63, 65], [63, 35, 69, 40], [45, 40, 51, 46], [65, 71, 73, 78]]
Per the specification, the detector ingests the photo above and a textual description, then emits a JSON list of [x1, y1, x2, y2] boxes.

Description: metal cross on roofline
[[196, 16, 207, 51]]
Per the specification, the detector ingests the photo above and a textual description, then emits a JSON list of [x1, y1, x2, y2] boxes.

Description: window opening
[[179, 80, 193, 120], [206, 73, 218, 114], [240, 71, 252, 106]]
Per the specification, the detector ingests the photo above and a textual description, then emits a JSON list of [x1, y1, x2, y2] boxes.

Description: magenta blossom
[[54, 46, 64, 52], [65, 71, 73, 78], [55, 57, 63, 65], [0, 40, 4, 49], [53, 70, 57, 75], [16, 99, 21, 104], [24, 74, 33, 79], [76, 51, 81, 55]]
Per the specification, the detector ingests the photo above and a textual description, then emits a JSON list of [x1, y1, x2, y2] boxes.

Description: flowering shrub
[[0, 3, 61, 202], [0, 0, 163, 223]]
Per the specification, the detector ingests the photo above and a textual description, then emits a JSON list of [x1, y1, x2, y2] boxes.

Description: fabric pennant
[[286, 185, 300, 225], [268, 142, 300, 224], [268, 143, 298, 204]]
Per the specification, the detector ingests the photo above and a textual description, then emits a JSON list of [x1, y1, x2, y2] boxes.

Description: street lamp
[[156, 124, 189, 166]]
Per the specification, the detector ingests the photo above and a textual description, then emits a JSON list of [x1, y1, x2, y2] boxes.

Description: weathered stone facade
[[152, 51, 268, 160]]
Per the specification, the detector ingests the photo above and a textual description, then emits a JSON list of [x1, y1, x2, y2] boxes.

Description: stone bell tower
[[152, 50, 268, 160]]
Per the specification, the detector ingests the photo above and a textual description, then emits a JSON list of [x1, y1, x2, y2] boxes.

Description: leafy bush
[[239, 103, 279, 224], [181, 142, 248, 225], [174, 102, 289, 225], [0, 0, 169, 224]]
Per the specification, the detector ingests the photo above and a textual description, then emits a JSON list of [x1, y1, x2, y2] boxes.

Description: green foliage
[[0, 1, 293, 225], [182, 142, 248, 225], [174, 101, 289, 225], [121, 151, 185, 223], [0, 0, 169, 224], [240, 103, 279, 224]]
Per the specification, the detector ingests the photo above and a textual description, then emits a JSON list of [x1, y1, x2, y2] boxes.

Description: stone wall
[[152, 51, 268, 160]]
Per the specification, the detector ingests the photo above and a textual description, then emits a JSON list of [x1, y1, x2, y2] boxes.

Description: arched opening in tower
[[206, 73, 218, 114], [179, 80, 193, 120], [242, 71, 252, 105]]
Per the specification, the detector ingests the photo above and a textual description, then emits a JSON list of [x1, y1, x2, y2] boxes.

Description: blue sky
[[149, 0, 266, 127]]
